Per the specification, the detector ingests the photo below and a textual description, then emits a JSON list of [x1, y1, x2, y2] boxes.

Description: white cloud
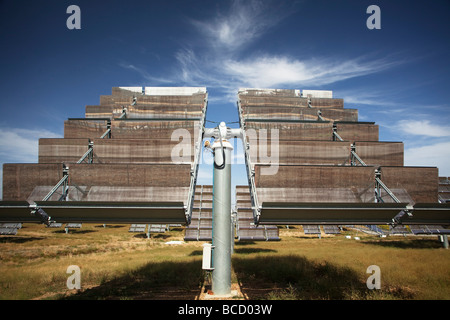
[[397, 120, 450, 137], [0, 128, 61, 163], [196, 165, 213, 185], [119, 63, 174, 84], [191, 0, 293, 53], [223, 55, 397, 88], [169, 51, 401, 102], [122, 1, 403, 103], [404, 142, 450, 176], [0, 128, 61, 200], [339, 90, 406, 109], [174, 49, 210, 85]]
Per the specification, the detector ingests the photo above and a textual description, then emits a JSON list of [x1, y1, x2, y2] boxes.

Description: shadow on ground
[[362, 238, 443, 249], [94, 225, 125, 229], [232, 254, 414, 300], [0, 236, 44, 244], [52, 229, 97, 235], [234, 247, 277, 254], [61, 260, 204, 300]]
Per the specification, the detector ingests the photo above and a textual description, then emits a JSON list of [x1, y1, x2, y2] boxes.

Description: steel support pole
[[211, 133, 233, 296], [443, 234, 449, 249]]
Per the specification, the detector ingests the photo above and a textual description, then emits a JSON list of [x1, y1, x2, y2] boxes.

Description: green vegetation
[[0, 224, 448, 300]]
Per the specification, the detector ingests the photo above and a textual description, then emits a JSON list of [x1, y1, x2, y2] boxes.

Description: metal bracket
[[332, 124, 344, 141], [185, 93, 208, 225], [375, 168, 401, 204], [77, 140, 94, 164], [118, 106, 127, 119], [42, 164, 70, 202], [317, 110, 325, 121], [390, 204, 414, 228], [100, 121, 112, 139], [237, 100, 262, 225], [29, 204, 51, 226], [350, 144, 367, 166]]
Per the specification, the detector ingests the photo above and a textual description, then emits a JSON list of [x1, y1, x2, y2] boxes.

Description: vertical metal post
[[88, 140, 94, 163], [350, 144, 356, 166], [61, 164, 69, 201], [375, 169, 382, 203], [442, 234, 449, 249], [211, 123, 233, 296]]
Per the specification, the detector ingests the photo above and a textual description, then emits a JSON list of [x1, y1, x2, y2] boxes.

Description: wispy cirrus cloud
[[119, 62, 174, 84], [385, 119, 450, 175], [169, 51, 402, 101], [404, 142, 450, 175], [397, 120, 450, 137], [121, 0, 403, 102], [190, 0, 294, 53], [0, 128, 61, 163], [0, 127, 61, 199], [222, 55, 398, 88]]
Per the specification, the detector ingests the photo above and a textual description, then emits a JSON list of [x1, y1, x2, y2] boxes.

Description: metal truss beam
[[100, 121, 112, 139], [332, 124, 344, 141], [0, 201, 186, 224], [42, 164, 69, 201], [317, 110, 325, 121], [375, 168, 401, 204], [2, 200, 447, 226], [259, 202, 450, 226], [185, 93, 209, 224], [237, 99, 261, 224], [76, 140, 94, 164], [350, 144, 367, 166]]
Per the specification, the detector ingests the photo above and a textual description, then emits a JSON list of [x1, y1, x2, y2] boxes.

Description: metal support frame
[[237, 100, 261, 224], [375, 168, 401, 204], [185, 94, 208, 224], [332, 124, 344, 141], [77, 140, 94, 164], [25, 201, 186, 224], [347, 146, 397, 205], [117, 106, 127, 119], [348, 146, 410, 226], [374, 168, 414, 227], [350, 144, 367, 166], [42, 164, 70, 202], [317, 110, 325, 121], [100, 120, 112, 139]]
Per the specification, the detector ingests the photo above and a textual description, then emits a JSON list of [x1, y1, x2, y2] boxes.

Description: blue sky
[[0, 0, 449, 199]]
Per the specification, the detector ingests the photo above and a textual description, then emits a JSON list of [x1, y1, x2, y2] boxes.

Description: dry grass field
[[0, 223, 449, 300]]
